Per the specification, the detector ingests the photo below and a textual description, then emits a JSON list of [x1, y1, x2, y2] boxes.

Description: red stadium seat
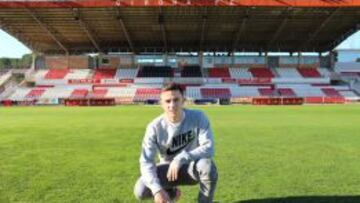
[[93, 69, 116, 80], [208, 68, 231, 78], [70, 89, 89, 99], [278, 88, 296, 97], [134, 88, 161, 102], [44, 69, 69, 79], [321, 88, 342, 97], [249, 68, 274, 78], [200, 88, 231, 99], [91, 89, 108, 98], [26, 89, 46, 99], [258, 88, 275, 96], [297, 68, 321, 78]]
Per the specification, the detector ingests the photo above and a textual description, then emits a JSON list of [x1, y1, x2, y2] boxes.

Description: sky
[[1, 29, 360, 59]]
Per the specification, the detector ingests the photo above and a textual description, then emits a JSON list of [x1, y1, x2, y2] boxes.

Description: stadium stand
[[5, 61, 359, 105], [2, 60, 358, 106], [1, 1, 360, 107]]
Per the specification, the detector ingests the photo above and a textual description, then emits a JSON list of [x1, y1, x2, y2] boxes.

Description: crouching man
[[134, 83, 218, 203]]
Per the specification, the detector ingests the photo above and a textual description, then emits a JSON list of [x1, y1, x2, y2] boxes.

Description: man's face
[[160, 90, 185, 117]]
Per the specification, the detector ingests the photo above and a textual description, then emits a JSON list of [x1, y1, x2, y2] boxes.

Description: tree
[[0, 54, 33, 69], [0, 58, 12, 69], [20, 54, 32, 68]]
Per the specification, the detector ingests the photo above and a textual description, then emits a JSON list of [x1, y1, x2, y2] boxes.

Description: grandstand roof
[[0, 0, 360, 54]]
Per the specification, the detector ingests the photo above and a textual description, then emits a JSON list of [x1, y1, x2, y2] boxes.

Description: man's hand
[[154, 189, 171, 203], [167, 160, 180, 182]]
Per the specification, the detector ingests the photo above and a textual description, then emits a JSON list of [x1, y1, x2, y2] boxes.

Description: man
[[134, 83, 218, 203]]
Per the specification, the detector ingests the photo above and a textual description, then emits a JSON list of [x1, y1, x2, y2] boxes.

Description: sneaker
[[174, 188, 181, 202], [168, 187, 181, 202]]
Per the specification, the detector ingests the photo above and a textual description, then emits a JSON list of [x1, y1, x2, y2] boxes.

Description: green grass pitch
[[1, 105, 360, 202]]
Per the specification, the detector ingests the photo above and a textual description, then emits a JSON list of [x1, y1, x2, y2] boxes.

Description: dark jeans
[[134, 158, 218, 203]]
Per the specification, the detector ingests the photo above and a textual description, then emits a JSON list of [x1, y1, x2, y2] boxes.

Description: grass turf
[[0, 105, 360, 202]]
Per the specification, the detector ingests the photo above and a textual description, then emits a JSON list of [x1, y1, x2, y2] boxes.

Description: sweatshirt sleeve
[[139, 124, 162, 195], [174, 111, 215, 164]]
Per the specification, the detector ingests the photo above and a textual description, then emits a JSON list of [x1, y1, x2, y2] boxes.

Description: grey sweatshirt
[[139, 108, 215, 195]]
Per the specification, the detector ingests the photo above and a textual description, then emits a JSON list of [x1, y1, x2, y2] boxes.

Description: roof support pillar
[[297, 52, 302, 67], [115, 9, 135, 53], [232, 16, 248, 52], [27, 8, 69, 54], [158, 7, 168, 53], [73, 8, 102, 53], [199, 8, 207, 51], [300, 8, 340, 50], [199, 51, 203, 67]]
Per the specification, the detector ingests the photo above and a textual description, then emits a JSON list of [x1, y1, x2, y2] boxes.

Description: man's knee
[[195, 158, 218, 181], [133, 177, 151, 200]]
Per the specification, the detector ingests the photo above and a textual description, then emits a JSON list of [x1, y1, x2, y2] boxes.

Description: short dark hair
[[161, 83, 184, 96]]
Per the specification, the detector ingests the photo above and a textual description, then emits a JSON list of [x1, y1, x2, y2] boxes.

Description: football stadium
[[1, 0, 360, 202]]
